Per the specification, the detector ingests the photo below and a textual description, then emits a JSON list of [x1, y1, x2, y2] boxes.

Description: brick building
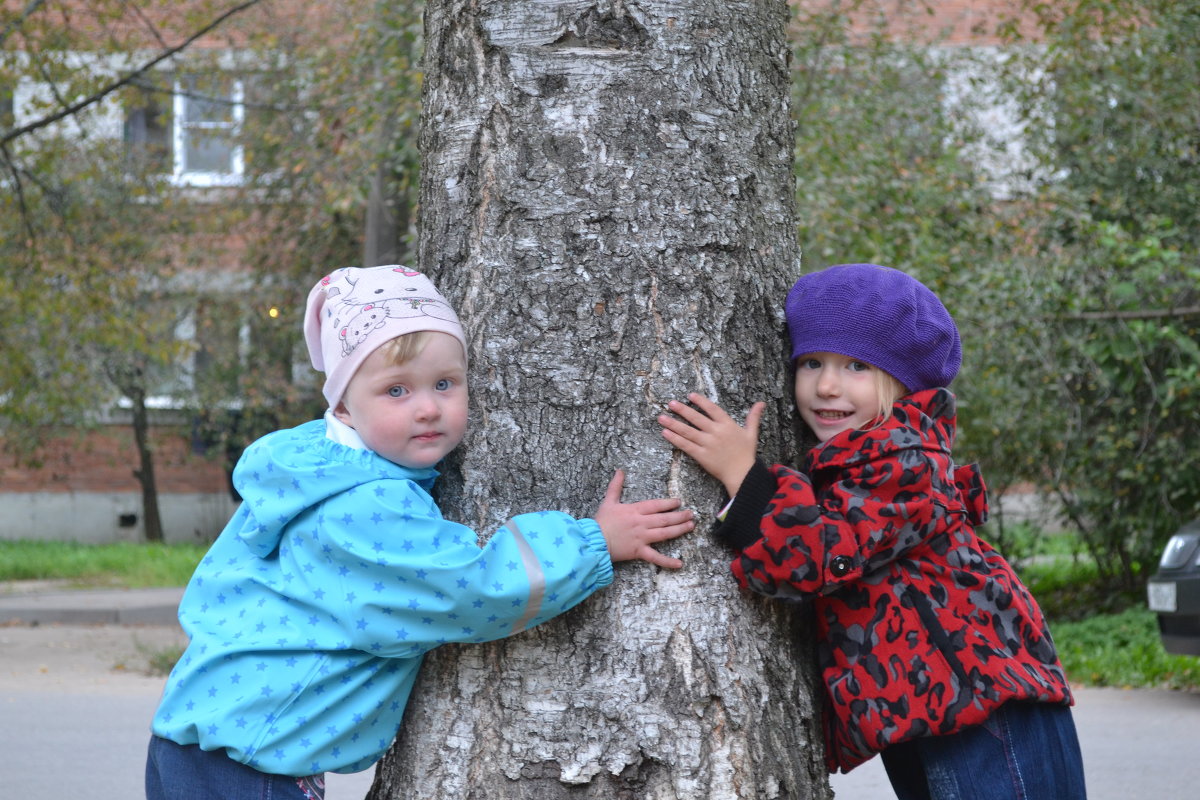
[[1, 0, 1035, 544], [2, 0, 359, 543], [0, 419, 237, 544]]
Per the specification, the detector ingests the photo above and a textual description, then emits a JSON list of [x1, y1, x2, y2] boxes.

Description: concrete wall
[[995, 486, 1072, 535], [0, 491, 239, 545], [1, 422, 238, 544]]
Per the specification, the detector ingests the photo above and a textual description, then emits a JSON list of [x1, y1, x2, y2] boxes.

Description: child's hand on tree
[[657, 393, 764, 497], [593, 470, 694, 569]]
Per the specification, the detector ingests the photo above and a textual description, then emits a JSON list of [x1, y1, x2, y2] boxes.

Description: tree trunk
[[371, 1, 827, 797], [364, 143, 402, 267], [128, 382, 165, 543]]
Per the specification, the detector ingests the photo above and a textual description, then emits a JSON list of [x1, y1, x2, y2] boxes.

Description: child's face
[[334, 332, 468, 469], [793, 351, 883, 443]]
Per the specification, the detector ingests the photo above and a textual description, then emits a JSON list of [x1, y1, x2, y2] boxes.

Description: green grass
[[3, 537, 1198, 691], [1054, 607, 1200, 691], [0, 539, 206, 588]]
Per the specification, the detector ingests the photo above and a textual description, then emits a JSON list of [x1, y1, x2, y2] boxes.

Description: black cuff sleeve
[[712, 459, 777, 552]]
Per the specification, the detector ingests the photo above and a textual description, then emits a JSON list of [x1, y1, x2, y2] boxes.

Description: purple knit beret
[[784, 263, 961, 392]]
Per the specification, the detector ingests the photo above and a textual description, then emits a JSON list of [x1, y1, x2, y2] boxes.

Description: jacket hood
[[807, 388, 988, 526], [231, 419, 437, 558], [810, 388, 956, 469]]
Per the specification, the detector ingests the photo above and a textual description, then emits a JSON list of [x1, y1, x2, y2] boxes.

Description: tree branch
[[0, 143, 38, 246], [0, 0, 45, 50], [0, 0, 266, 148], [1059, 306, 1200, 321]]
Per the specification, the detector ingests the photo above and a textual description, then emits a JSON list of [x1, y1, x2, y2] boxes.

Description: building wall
[[797, 0, 1038, 46], [0, 425, 238, 544], [0, 490, 239, 545], [3, 0, 1049, 545]]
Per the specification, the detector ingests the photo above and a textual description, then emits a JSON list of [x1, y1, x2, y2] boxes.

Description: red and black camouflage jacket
[[714, 388, 1072, 774]]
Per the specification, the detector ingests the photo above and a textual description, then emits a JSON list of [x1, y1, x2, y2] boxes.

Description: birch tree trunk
[[370, 1, 828, 797]]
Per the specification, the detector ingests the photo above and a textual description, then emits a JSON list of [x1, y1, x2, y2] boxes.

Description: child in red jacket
[[658, 263, 1086, 800]]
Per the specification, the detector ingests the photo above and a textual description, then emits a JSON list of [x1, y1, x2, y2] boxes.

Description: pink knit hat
[[303, 265, 466, 408]]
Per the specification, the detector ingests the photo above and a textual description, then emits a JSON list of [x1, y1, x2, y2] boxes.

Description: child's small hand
[[657, 393, 764, 497], [593, 469, 694, 569]]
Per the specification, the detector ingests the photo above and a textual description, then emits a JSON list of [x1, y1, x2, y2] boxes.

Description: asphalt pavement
[[0, 583, 376, 799], [2, 583, 1197, 799]]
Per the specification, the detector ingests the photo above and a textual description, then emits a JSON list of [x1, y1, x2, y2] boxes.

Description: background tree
[[369, 1, 827, 797], [0, 0, 263, 539], [987, 0, 1200, 591], [785, 0, 1037, 543], [783, 0, 1200, 597], [187, 0, 427, 490], [0, 0, 421, 535]]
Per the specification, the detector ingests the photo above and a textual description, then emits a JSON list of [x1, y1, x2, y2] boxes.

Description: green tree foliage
[[1, 2, 231, 437], [0, 1, 247, 539], [187, 0, 426, 473], [0, 0, 422, 538], [790, 1, 1004, 278], [788, 0, 1034, 538], [788, 0, 1200, 591], [1013, 0, 1200, 249], [995, 0, 1200, 587]]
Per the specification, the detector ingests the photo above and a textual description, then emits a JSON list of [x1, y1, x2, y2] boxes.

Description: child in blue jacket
[[145, 265, 694, 800]]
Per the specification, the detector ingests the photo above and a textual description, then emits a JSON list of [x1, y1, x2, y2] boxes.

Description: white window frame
[[169, 74, 245, 188]]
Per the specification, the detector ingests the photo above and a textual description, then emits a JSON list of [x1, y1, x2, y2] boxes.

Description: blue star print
[[150, 417, 614, 777]]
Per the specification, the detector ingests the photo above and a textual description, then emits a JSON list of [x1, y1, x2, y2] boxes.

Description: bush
[[1052, 608, 1200, 692], [1021, 549, 1141, 622]]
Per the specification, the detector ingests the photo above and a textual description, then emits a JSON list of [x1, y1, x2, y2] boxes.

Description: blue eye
[[849, 361, 870, 372], [802, 358, 821, 369], [388, 385, 407, 398], [435, 379, 452, 391]]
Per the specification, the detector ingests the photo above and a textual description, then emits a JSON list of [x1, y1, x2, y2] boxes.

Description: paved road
[[0, 623, 377, 799], [829, 686, 1200, 799], [2, 586, 1197, 798]]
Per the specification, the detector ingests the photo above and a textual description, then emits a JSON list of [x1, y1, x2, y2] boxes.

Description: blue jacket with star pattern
[[151, 419, 614, 776]]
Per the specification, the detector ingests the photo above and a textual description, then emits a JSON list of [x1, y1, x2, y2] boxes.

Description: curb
[[0, 586, 184, 627]]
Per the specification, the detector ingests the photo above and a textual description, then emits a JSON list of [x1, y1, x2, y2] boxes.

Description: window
[[124, 72, 246, 187], [174, 74, 244, 186]]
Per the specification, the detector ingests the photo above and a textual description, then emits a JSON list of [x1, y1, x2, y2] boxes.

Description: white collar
[[324, 408, 367, 450]]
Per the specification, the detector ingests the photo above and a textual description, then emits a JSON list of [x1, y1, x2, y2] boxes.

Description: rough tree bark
[[369, 1, 828, 797]]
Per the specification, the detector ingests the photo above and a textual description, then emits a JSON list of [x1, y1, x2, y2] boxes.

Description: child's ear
[[333, 401, 354, 427]]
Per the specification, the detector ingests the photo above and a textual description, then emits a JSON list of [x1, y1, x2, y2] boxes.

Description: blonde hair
[[375, 330, 438, 366], [872, 368, 908, 423]]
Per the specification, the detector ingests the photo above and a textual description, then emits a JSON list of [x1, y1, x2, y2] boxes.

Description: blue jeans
[[145, 736, 325, 800], [880, 701, 1087, 800]]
